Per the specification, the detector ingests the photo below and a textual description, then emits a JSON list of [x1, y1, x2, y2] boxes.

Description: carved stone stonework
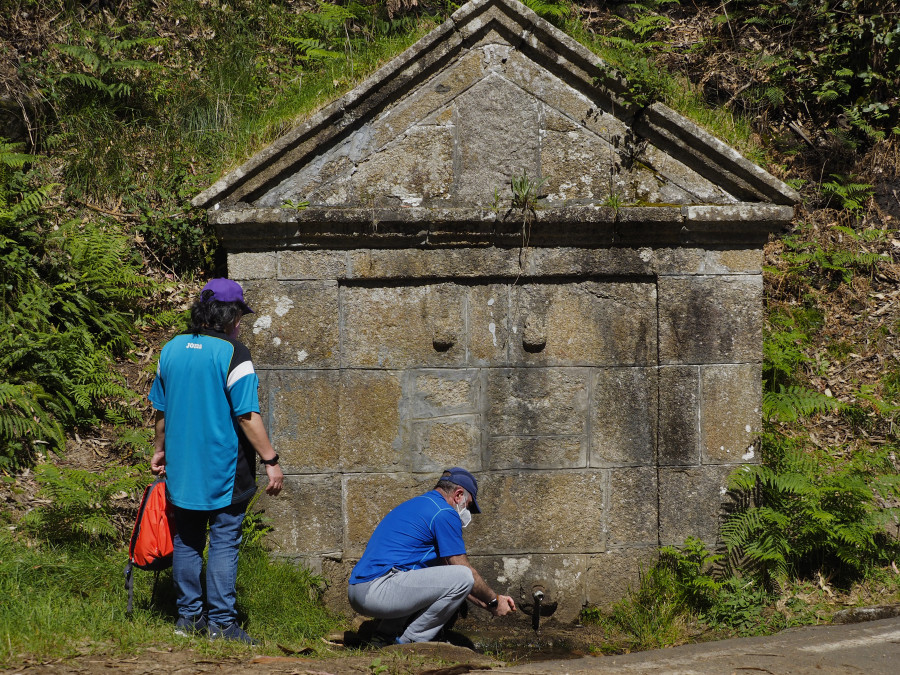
[[193, 0, 797, 621]]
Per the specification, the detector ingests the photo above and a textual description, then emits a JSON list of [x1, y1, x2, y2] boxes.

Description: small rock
[[832, 605, 900, 624]]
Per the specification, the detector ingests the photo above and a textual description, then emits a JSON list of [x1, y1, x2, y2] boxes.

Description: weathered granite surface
[[191, 0, 798, 622]]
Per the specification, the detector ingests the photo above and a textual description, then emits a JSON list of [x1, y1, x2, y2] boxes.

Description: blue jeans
[[172, 501, 248, 625]]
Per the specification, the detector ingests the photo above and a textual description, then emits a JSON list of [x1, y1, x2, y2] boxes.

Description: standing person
[[348, 468, 516, 645], [149, 278, 283, 644]]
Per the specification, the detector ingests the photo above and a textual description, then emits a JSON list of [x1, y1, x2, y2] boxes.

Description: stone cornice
[[210, 203, 794, 251]]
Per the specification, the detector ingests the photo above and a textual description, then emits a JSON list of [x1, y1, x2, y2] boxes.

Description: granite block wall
[[231, 246, 762, 621]]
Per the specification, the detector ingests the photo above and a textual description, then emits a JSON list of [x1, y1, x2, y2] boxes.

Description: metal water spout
[[532, 587, 544, 632]]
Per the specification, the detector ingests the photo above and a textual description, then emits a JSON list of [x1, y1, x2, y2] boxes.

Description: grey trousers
[[348, 565, 475, 643]]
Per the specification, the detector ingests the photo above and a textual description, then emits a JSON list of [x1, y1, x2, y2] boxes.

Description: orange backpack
[[124, 478, 176, 614]]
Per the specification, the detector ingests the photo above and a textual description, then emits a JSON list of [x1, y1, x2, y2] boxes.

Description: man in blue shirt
[[149, 278, 283, 644], [348, 468, 516, 644]]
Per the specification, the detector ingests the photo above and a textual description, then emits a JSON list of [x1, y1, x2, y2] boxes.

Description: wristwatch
[[486, 596, 499, 610], [260, 454, 280, 466]]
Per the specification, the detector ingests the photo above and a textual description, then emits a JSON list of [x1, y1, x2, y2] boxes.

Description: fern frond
[[0, 150, 35, 170], [304, 48, 344, 61], [0, 382, 65, 453], [106, 58, 161, 72], [763, 385, 837, 422], [58, 72, 109, 92], [55, 43, 102, 70], [520, 0, 570, 21], [8, 183, 56, 220]]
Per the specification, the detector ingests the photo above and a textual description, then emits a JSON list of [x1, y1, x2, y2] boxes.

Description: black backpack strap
[[150, 570, 161, 608], [124, 561, 134, 616]]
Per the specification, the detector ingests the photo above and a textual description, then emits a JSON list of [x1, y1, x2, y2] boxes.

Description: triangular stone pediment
[[193, 0, 797, 248]]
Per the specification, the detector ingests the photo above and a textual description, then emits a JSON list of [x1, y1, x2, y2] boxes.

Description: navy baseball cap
[[442, 467, 481, 514], [201, 278, 254, 314]]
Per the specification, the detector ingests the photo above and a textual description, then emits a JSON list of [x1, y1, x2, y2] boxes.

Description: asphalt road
[[479, 616, 900, 675]]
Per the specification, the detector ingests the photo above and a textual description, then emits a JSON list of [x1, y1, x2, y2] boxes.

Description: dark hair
[[188, 290, 243, 334]]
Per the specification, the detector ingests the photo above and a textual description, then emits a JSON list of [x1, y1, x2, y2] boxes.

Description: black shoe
[[208, 621, 259, 645], [367, 632, 400, 648], [174, 614, 208, 636]]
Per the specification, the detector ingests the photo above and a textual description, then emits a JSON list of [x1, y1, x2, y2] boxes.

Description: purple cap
[[200, 278, 254, 314], [441, 467, 481, 514]]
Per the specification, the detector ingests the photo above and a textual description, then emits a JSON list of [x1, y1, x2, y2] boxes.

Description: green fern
[[19, 463, 144, 543], [763, 385, 838, 423], [780, 225, 886, 287], [590, 1, 677, 106], [520, 0, 570, 22], [1, 141, 157, 466], [658, 537, 723, 610], [281, 36, 343, 62], [822, 174, 874, 212], [722, 433, 898, 584], [0, 383, 65, 467], [53, 32, 162, 100]]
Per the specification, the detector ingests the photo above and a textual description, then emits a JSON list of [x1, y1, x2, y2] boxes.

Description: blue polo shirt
[[148, 329, 259, 510], [350, 490, 468, 584]]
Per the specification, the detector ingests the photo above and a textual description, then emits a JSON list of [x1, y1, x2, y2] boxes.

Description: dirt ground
[[4, 622, 606, 675], [5, 645, 497, 675]]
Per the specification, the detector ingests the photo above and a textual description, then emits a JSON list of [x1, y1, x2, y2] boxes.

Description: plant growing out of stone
[[282, 199, 310, 210], [509, 169, 546, 215], [603, 192, 624, 214], [490, 186, 502, 214], [508, 169, 548, 271]]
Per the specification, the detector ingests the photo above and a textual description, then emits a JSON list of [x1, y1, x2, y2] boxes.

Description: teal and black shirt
[[149, 329, 259, 510]]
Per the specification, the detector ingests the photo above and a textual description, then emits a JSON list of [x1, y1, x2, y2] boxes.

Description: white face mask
[[456, 500, 472, 528]]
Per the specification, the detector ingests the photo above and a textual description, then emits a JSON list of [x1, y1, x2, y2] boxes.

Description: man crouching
[[348, 468, 516, 644]]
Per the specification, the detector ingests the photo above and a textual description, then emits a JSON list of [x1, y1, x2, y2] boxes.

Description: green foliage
[[0, 140, 156, 466], [763, 386, 837, 424], [281, 36, 344, 63], [112, 426, 156, 462], [604, 564, 687, 650], [240, 493, 275, 554], [520, 0, 570, 23], [602, 192, 624, 213], [509, 169, 547, 213], [0, 383, 65, 469], [282, 0, 368, 63], [821, 175, 875, 213], [722, 433, 900, 585], [582, 537, 798, 642], [591, 537, 714, 649], [702, 576, 776, 635], [658, 536, 723, 610], [589, 1, 682, 106], [53, 29, 164, 100], [881, 368, 900, 403], [0, 528, 337, 665], [282, 199, 310, 210], [763, 305, 822, 390], [703, 0, 900, 146], [19, 463, 144, 543], [14, 1, 452, 272], [659, 539, 784, 636], [236, 546, 335, 644], [779, 226, 888, 288]]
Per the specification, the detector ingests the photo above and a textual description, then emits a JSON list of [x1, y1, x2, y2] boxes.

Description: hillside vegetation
[[1, 0, 900, 662]]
